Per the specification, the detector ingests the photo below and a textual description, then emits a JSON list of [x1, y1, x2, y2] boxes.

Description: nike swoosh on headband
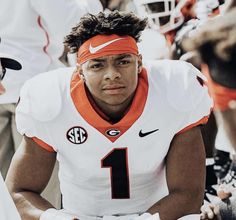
[[89, 38, 124, 54]]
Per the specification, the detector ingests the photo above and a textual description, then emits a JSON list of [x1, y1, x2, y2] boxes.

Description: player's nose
[[104, 65, 121, 81]]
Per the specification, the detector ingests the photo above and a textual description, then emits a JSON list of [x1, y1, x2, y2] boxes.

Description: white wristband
[[178, 214, 200, 220], [150, 213, 160, 220], [135, 213, 160, 220], [39, 208, 79, 220]]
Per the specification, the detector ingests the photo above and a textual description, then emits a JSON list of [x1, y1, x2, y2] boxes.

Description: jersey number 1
[[101, 148, 130, 199]]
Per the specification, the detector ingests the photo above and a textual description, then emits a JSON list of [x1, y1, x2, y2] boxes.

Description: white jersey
[[16, 60, 212, 218], [0, 0, 103, 104], [0, 173, 21, 220]]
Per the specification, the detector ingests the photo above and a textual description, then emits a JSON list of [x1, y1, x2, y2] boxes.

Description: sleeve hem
[[177, 115, 210, 135], [31, 137, 55, 152]]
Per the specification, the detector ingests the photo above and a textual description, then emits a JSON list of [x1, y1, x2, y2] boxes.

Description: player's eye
[[90, 63, 104, 70], [117, 59, 130, 66]]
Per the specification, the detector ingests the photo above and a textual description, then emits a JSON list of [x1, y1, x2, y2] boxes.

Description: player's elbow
[[181, 187, 204, 214], [171, 187, 204, 215]]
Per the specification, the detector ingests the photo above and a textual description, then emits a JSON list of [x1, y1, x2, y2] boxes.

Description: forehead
[[87, 53, 135, 63]]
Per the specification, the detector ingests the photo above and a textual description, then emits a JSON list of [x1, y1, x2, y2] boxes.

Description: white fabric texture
[[178, 214, 200, 220], [0, 173, 21, 220], [103, 213, 160, 220], [40, 208, 79, 220]]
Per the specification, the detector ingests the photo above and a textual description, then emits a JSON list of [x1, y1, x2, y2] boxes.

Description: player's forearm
[[11, 191, 54, 220], [147, 190, 203, 220]]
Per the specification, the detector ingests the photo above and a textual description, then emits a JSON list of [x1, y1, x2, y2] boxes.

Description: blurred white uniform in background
[[0, 0, 103, 104], [0, 173, 21, 220]]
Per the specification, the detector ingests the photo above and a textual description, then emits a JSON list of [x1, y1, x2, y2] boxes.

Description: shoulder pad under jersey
[[145, 60, 211, 112], [17, 67, 74, 122]]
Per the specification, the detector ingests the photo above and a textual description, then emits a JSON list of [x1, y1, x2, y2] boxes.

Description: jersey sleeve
[[166, 61, 213, 133], [15, 70, 65, 152], [16, 88, 56, 152]]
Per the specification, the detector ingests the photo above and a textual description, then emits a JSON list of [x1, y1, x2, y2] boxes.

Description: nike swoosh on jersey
[[139, 129, 159, 137], [89, 38, 124, 54]]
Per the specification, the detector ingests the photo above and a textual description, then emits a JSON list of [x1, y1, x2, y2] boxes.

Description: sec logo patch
[[66, 126, 88, 144]]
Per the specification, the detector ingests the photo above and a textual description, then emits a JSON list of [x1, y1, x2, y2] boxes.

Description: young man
[[0, 52, 21, 220], [6, 11, 212, 220]]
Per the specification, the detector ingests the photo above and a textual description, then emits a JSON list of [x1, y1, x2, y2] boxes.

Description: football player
[[6, 11, 212, 220], [133, 0, 221, 44]]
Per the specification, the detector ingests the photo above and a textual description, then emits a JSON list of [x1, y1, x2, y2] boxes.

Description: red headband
[[77, 34, 139, 64], [202, 64, 236, 111]]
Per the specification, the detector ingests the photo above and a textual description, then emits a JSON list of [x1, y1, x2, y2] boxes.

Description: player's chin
[[105, 98, 127, 106], [103, 95, 129, 105]]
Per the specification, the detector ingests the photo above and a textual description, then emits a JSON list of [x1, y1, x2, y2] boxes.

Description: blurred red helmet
[[133, 0, 197, 33]]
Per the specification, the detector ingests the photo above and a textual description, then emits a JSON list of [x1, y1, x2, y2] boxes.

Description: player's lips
[[102, 84, 125, 94]]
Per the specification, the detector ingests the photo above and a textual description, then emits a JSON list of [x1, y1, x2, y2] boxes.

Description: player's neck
[[99, 98, 133, 122], [91, 93, 134, 123]]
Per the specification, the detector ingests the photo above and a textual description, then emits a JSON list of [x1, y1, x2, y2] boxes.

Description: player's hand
[[217, 184, 233, 200], [200, 201, 221, 220]]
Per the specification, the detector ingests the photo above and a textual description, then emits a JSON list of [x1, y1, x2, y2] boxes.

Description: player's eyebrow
[[115, 54, 132, 60], [90, 54, 132, 62], [90, 58, 107, 62]]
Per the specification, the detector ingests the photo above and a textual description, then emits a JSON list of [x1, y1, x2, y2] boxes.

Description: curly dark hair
[[64, 10, 148, 53], [183, 7, 236, 88]]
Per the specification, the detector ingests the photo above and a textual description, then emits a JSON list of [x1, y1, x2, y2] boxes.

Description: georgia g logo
[[106, 129, 121, 137], [66, 126, 88, 144]]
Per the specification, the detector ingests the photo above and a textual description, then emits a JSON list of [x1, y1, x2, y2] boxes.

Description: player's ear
[[75, 63, 85, 81], [137, 54, 143, 74]]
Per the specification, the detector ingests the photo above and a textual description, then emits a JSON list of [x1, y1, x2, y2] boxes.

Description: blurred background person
[[183, 1, 236, 218], [0, 44, 23, 181], [0, 52, 21, 220]]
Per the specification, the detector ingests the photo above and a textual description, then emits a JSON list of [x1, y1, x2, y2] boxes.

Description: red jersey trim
[[32, 137, 55, 152], [37, 16, 51, 61], [177, 114, 210, 134]]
